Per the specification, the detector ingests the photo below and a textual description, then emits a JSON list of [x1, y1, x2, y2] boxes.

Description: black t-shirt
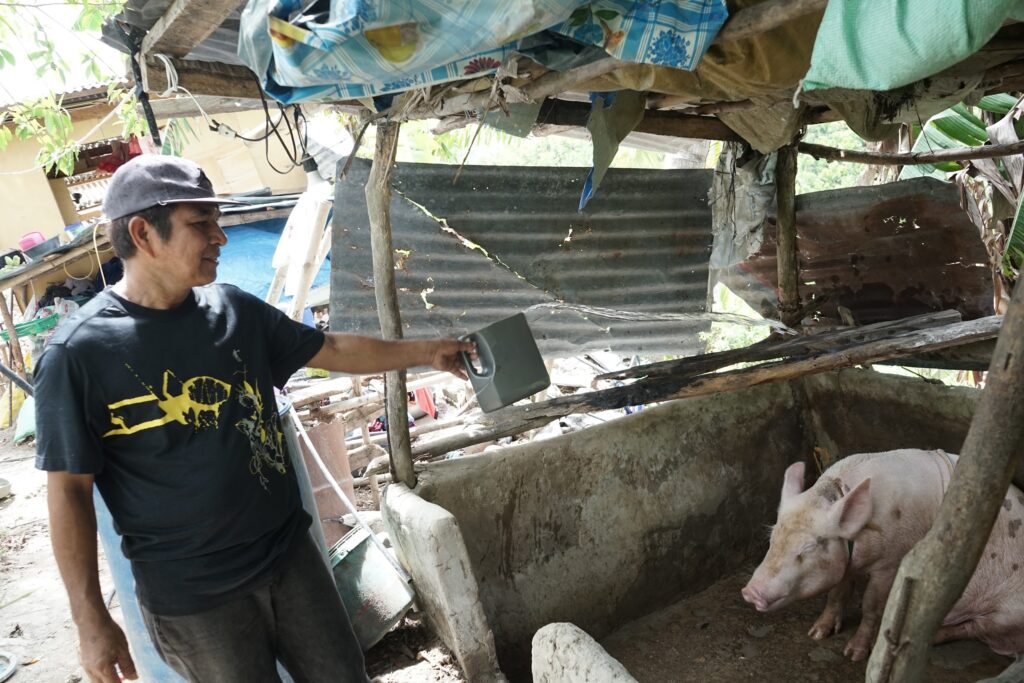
[[34, 284, 326, 615]]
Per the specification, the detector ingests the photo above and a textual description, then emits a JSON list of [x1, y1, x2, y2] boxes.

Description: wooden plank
[[0, 236, 110, 293], [412, 315, 1002, 458], [866, 284, 1024, 682], [144, 57, 263, 100], [141, 0, 243, 59]]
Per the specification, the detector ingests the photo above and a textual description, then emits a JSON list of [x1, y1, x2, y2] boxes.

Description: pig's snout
[[741, 583, 770, 612]]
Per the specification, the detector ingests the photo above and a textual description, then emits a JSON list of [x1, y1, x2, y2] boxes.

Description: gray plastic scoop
[[460, 313, 550, 413]]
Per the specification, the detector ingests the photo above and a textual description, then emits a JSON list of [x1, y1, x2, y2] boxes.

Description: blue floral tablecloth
[[238, 0, 728, 104]]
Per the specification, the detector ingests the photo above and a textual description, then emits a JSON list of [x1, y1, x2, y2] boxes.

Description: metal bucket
[[330, 526, 416, 650]]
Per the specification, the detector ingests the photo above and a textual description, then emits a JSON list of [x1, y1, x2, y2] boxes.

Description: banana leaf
[[901, 98, 1016, 180], [1004, 192, 1024, 277]]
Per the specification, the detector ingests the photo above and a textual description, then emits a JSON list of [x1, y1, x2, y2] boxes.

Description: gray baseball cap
[[103, 155, 247, 220]]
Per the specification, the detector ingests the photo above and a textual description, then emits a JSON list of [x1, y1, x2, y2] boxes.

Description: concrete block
[[382, 484, 506, 683], [532, 623, 637, 683]]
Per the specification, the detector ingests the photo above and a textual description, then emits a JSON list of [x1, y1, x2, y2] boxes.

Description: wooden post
[[365, 121, 416, 488], [0, 292, 25, 380], [775, 143, 800, 327], [865, 284, 1024, 682]]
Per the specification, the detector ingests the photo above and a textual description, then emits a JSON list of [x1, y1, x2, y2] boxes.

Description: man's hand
[[78, 614, 137, 682], [429, 339, 476, 380]]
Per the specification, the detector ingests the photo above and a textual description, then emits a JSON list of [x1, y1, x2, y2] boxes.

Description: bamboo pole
[[364, 121, 416, 488], [412, 316, 1002, 458], [775, 143, 800, 327], [865, 287, 1024, 682], [797, 139, 1024, 166]]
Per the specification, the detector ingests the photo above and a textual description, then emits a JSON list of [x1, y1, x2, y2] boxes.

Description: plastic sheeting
[[217, 217, 331, 301], [237, 0, 728, 104]]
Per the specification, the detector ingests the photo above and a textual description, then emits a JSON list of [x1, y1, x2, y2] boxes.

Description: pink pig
[[741, 449, 1024, 661]]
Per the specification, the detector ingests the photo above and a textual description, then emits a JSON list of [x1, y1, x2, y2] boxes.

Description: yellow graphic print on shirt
[[105, 369, 232, 437], [104, 362, 288, 490]]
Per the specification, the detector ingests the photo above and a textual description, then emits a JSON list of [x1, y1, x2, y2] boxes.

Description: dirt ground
[[0, 437, 463, 683], [602, 567, 1012, 682]]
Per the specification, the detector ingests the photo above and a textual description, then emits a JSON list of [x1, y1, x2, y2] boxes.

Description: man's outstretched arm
[[47, 471, 137, 683], [307, 333, 474, 379]]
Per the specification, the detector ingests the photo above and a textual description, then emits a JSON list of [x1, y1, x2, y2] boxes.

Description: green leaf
[[978, 94, 1018, 115], [0, 49, 13, 66], [1003, 195, 1024, 277], [594, 9, 619, 20], [569, 7, 591, 26]]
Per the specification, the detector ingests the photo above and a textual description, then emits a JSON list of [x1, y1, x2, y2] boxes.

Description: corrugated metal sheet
[[717, 177, 994, 324], [330, 159, 715, 358]]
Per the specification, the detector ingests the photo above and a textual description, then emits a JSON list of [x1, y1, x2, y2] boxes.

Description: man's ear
[[127, 215, 157, 257]]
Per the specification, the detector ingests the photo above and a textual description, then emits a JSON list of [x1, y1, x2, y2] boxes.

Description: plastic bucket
[[329, 526, 415, 650]]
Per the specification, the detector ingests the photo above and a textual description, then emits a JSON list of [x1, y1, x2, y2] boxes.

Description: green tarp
[[803, 0, 1024, 92]]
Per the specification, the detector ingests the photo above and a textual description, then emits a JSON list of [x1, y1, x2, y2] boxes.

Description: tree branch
[[797, 139, 1024, 165]]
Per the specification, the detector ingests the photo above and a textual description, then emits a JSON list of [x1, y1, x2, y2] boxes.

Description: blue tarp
[[216, 217, 331, 301], [238, 0, 728, 104]]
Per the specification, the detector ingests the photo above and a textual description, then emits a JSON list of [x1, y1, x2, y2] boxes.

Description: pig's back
[[825, 449, 953, 570]]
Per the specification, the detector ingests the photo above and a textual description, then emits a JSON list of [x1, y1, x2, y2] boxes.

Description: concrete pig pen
[[384, 369, 1011, 681]]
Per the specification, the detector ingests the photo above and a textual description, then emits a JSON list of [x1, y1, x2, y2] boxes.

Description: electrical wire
[[152, 56, 311, 174]]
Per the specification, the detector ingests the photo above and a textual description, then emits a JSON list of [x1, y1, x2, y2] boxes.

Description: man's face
[[152, 203, 227, 287]]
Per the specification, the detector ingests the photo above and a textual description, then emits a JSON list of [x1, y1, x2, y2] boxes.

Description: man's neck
[[112, 269, 193, 310]]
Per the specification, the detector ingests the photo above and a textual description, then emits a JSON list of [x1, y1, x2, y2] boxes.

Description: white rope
[[287, 408, 413, 584]]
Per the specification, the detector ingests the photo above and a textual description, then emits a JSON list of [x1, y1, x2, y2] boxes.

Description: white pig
[[741, 449, 1024, 661]]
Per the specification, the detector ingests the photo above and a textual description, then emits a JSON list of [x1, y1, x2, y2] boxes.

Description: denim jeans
[[140, 534, 370, 683]]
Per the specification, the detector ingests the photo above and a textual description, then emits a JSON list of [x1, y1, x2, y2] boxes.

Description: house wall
[[0, 108, 306, 251]]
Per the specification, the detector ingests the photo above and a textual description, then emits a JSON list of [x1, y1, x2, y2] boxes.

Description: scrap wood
[[597, 310, 963, 382], [413, 315, 1002, 458], [289, 371, 449, 410]]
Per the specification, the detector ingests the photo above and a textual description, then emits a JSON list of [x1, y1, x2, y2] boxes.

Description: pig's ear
[[781, 462, 806, 501], [833, 478, 873, 539]]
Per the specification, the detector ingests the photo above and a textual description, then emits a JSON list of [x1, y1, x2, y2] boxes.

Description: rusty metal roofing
[[330, 159, 716, 359], [717, 176, 994, 325]]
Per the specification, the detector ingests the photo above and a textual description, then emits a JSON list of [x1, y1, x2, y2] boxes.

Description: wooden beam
[[412, 315, 1002, 458], [775, 143, 800, 326], [536, 99, 743, 141], [365, 121, 416, 487], [798, 139, 1024, 165], [866, 281, 1024, 682], [598, 312, 964, 382], [713, 0, 827, 43], [141, 0, 242, 59], [149, 95, 263, 119], [144, 57, 263, 100], [0, 293, 25, 381]]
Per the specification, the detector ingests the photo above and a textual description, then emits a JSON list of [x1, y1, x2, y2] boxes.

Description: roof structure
[[96, 0, 1024, 153]]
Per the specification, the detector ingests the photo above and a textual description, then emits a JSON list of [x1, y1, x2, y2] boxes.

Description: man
[[34, 155, 474, 683]]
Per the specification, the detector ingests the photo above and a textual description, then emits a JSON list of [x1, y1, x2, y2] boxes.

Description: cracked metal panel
[[330, 159, 715, 358], [718, 177, 995, 324]]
